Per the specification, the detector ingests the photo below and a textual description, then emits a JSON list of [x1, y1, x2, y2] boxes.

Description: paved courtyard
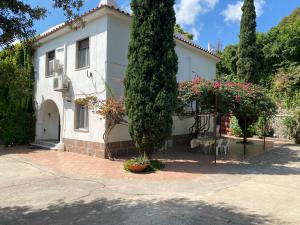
[[0, 144, 299, 225]]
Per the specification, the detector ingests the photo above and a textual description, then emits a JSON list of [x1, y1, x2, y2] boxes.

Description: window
[[46, 50, 55, 76], [77, 38, 90, 69], [75, 105, 89, 130]]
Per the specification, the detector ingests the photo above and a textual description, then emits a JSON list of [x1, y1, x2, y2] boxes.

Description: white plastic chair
[[222, 139, 230, 155], [190, 139, 200, 149], [215, 139, 223, 156]]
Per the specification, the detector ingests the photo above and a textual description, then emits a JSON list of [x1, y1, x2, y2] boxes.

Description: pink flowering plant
[[177, 76, 277, 134]]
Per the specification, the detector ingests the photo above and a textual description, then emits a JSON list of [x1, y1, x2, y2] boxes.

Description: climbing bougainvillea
[[177, 76, 277, 140]]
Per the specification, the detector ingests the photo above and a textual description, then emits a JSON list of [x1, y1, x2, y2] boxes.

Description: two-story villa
[[33, 0, 220, 158]]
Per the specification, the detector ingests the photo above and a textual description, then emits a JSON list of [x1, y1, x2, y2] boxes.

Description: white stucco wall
[[34, 15, 108, 143], [34, 8, 218, 145], [105, 13, 218, 142]]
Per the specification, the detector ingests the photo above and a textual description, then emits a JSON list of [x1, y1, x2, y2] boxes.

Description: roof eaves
[[36, 5, 130, 41], [174, 34, 220, 60], [36, 5, 220, 60]]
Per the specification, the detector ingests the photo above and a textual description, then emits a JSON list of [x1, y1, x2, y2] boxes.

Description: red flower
[[213, 82, 222, 89], [192, 85, 199, 94]]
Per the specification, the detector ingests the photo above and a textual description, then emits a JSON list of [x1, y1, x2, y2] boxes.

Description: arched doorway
[[36, 100, 61, 142]]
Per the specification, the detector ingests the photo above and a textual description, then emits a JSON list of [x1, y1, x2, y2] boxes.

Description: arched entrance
[[36, 100, 61, 142]]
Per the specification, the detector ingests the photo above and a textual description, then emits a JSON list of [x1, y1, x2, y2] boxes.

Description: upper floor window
[[46, 50, 55, 76], [77, 38, 90, 69], [75, 104, 89, 130]]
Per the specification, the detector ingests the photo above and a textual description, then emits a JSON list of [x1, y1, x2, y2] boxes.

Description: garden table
[[191, 137, 219, 154]]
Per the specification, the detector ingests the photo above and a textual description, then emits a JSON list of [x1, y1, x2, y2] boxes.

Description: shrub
[[0, 112, 35, 146], [147, 160, 165, 171], [282, 116, 297, 139], [250, 117, 270, 138], [230, 116, 243, 137]]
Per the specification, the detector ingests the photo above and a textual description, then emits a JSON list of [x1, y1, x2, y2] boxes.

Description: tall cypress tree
[[125, 0, 178, 158], [237, 0, 258, 82]]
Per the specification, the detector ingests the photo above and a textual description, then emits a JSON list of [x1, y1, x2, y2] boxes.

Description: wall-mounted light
[[87, 71, 93, 78]]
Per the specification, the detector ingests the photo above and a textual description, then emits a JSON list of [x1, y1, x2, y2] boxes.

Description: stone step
[[30, 140, 60, 150]]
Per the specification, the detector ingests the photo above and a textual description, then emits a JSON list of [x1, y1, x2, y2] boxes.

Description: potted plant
[[124, 155, 150, 172]]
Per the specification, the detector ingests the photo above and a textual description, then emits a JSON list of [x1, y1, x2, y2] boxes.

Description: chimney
[[208, 42, 212, 52]]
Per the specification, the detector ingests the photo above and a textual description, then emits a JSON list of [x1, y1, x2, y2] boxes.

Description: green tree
[[216, 44, 238, 80], [0, 0, 83, 46], [174, 24, 194, 40], [0, 43, 35, 145], [237, 0, 258, 82], [263, 8, 300, 66], [125, 0, 178, 158]]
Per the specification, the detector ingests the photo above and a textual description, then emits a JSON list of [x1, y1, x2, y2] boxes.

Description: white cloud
[[255, 0, 265, 17], [175, 0, 219, 42], [221, 0, 266, 23], [175, 0, 203, 26], [175, 0, 218, 26], [221, 1, 243, 23], [202, 0, 219, 9]]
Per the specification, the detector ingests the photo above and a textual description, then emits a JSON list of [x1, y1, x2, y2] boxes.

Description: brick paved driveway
[[0, 144, 299, 225]]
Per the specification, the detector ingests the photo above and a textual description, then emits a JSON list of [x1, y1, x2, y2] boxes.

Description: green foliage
[[263, 8, 300, 66], [270, 63, 300, 108], [230, 116, 269, 138], [178, 78, 277, 141], [125, 0, 178, 158], [174, 24, 194, 40], [123, 155, 150, 171], [0, 1, 46, 46], [218, 7, 300, 111], [282, 116, 298, 139], [216, 44, 238, 80], [237, 0, 258, 82], [253, 117, 266, 137], [123, 156, 164, 172], [282, 109, 300, 141], [230, 116, 243, 137], [178, 78, 277, 118], [0, 0, 84, 47], [0, 112, 35, 145], [0, 43, 35, 145], [147, 160, 165, 171]]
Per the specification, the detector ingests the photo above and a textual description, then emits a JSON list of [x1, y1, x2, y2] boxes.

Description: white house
[[33, 0, 220, 158]]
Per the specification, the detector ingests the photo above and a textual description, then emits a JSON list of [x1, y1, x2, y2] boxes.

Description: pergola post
[[263, 116, 266, 150], [214, 94, 218, 164], [243, 116, 247, 159]]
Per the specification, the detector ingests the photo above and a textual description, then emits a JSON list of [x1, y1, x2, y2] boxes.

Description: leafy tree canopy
[[177, 77, 277, 142], [0, 0, 83, 47], [0, 43, 35, 145], [216, 44, 238, 79], [217, 7, 300, 109], [174, 24, 194, 40]]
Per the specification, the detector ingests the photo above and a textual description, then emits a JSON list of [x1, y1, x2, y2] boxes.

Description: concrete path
[[0, 145, 299, 225]]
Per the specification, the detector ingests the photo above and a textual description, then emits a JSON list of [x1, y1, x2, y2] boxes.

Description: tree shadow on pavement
[[0, 197, 283, 225], [156, 144, 300, 175], [0, 145, 42, 156]]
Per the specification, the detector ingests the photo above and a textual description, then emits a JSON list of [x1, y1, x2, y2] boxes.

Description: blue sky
[[28, 0, 299, 49]]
